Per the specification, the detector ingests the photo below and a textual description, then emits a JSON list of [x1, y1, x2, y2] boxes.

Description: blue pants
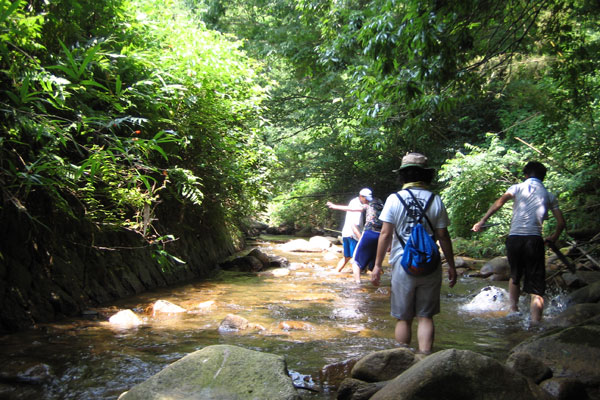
[[352, 230, 380, 271]]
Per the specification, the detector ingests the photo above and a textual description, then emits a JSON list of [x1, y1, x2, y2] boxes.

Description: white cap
[[359, 188, 373, 201]]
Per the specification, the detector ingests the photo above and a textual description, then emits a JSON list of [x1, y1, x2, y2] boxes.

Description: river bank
[[0, 199, 242, 333]]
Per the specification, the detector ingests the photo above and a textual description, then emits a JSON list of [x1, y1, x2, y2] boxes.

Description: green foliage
[[0, 0, 273, 256], [439, 137, 525, 252], [268, 177, 330, 229]]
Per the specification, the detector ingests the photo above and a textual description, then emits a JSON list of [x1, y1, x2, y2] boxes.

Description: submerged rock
[[118, 344, 300, 400], [108, 309, 142, 328], [218, 314, 249, 332], [152, 300, 186, 316], [460, 286, 511, 313]]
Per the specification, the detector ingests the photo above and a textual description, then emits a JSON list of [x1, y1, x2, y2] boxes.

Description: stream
[[0, 236, 565, 399]]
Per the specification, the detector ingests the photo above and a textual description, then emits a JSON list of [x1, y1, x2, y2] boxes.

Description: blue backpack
[[394, 189, 440, 276]]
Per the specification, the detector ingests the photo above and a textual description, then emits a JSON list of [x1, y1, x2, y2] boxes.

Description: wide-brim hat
[[393, 152, 435, 172]]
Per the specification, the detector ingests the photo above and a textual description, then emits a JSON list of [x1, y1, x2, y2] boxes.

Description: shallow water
[[0, 237, 564, 399]]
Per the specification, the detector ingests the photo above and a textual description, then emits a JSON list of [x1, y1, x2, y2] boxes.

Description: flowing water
[[0, 237, 564, 399]]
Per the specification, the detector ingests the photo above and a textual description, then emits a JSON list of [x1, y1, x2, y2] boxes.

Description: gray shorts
[[390, 262, 442, 320]]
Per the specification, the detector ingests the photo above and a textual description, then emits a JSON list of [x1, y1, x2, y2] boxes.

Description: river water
[[0, 236, 563, 399]]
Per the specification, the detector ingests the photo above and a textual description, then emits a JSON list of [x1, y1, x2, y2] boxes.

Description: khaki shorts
[[390, 262, 442, 320]]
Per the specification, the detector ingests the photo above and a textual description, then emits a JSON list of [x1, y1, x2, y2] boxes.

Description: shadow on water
[[0, 237, 563, 399]]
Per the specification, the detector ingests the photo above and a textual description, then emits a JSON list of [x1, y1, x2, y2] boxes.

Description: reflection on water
[[0, 238, 549, 399]]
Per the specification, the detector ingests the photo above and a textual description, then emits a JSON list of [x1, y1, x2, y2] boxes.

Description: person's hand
[[448, 266, 457, 288], [471, 220, 485, 232], [371, 266, 382, 286], [326, 201, 334, 208]]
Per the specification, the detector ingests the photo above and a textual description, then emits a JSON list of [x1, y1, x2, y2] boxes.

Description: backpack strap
[[393, 189, 437, 246], [405, 188, 436, 235]]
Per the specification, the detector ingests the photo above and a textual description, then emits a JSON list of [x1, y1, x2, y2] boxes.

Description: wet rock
[[279, 239, 325, 253], [319, 357, 361, 388], [189, 300, 215, 313], [564, 280, 600, 306], [152, 300, 186, 316], [460, 286, 510, 313], [268, 255, 290, 269], [562, 272, 588, 289], [118, 344, 300, 400], [0, 363, 53, 385], [337, 378, 389, 400], [220, 255, 265, 272], [506, 352, 552, 383], [351, 347, 416, 383], [510, 324, 600, 387], [247, 248, 271, 267], [218, 314, 249, 332], [479, 256, 510, 281], [258, 268, 291, 277], [309, 236, 333, 250], [370, 349, 552, 400], [545, 303, 600, 328], [539, 377, 589, 400], [108, 309, 142, 328], [278, 321, 313, 331]]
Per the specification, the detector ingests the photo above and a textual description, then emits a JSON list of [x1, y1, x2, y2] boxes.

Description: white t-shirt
[[341, 197, 364, 240], [506, 178, 559, 236], [379, 188, 450, 266]]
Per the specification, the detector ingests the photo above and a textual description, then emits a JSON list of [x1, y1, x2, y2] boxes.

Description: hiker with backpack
[[371, 153, 457, 354]]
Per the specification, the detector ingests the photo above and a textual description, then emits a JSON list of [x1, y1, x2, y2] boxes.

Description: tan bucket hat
[[393, 152, 434, 172]]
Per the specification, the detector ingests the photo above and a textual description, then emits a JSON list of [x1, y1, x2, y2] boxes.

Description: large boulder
[[564, 281, 600, 306], [118, 344, 300, 400], [506, 352, 552, 383], [351, 347, 417, 382], [370, 349, 552, 400], [479, 256, 510, 281], [509, 324, 600, 386], [545, 303, 600, 328], [337, 378, 389, 400]]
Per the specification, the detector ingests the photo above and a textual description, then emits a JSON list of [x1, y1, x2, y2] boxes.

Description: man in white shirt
[[327, 188, 371, 273], [472, 161, 566, 323]]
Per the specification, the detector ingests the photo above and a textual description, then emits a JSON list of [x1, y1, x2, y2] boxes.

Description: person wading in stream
[[372, 153, 457, 354], [472, 161, 566, 324], [350, 193, 384, 283], [327, 188, 371, 273]]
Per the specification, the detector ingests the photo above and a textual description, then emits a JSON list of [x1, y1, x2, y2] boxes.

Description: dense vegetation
[[2, 0, 599, 265]]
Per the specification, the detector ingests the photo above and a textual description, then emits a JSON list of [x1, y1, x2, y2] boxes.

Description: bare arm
[[545, 208, 566, 243], [436, 227, 457, 288], [371, 222, 394, 286], [472, 192, 513, 231], [327, 201, 367, 212]]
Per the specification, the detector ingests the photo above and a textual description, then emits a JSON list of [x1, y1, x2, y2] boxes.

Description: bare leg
[[352, 263, 361, 283], [530, 294, 544, 323], [395, 319, 412, 347], [417, 317, 434, 354], [509, 278, 520, 312], [337, 257, 350, 272]]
